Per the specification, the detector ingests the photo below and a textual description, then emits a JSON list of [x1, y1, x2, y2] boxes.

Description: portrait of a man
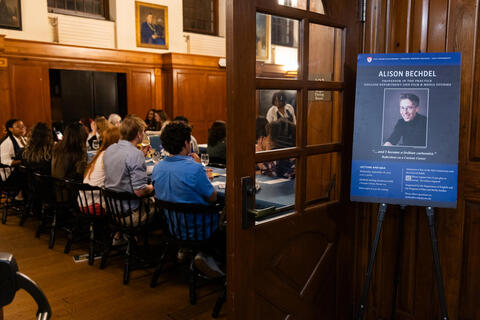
[[383, 91, 428, 147], [0, 0, 21, 30], [135, 1, 168, 49]]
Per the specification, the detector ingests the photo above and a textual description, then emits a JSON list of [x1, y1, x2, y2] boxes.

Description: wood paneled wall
[[162, 53, 227, 143], [355, 1, 480, 319], [0, 36, 226, 142]]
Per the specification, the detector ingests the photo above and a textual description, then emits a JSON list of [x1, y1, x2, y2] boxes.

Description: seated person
[[152, 121, 224, 278], [206, 120, 226, 164], [52, 122, 88, 181], [108, 113, 122, 127], [1, 118, 27, 168], [23, 122, 54, 175], [173, 116, 199, 154], [82, 127, 120, 214], [256, 119, 296, 179], [104, 116, 154, 226], [266, 91, 297, 124], [0, 118, 27, 197]]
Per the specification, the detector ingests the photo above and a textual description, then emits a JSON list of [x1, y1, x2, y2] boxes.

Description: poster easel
[[356, 204, 449, 320]]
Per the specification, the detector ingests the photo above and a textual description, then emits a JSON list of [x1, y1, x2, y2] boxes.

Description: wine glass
[[141, 135, 150, 147], [153, 151, 161, 163], [201, 154, 209, 167], [92, 139, 100, 150]]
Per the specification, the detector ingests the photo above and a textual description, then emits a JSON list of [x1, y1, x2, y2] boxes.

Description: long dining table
[[90, 151, 295, 209]]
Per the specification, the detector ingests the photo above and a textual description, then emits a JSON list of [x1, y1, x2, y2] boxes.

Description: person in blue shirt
[[152, 121, 224, 278]]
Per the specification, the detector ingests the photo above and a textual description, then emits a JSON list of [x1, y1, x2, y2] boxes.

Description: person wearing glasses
[[383, 93, 427, 147]]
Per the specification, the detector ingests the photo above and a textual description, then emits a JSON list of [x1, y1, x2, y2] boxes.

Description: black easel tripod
[[356, 204, 449, 320]]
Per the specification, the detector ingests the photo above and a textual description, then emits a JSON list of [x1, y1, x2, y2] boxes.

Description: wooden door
[[226, 0, 362, 318]]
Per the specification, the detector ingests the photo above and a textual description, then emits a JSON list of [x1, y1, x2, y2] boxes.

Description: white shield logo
[[367, 57, 373, 63]]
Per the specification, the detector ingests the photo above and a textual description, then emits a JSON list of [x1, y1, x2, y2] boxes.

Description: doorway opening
[[49, 69, 127, 130]]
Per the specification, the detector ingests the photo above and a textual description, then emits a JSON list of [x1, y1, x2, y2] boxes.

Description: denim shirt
[[104, 140, 148, 210]]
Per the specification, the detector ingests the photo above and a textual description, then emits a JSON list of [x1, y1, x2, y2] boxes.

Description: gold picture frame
[[256, 13, 270, 61], [135, 1, 169, 50]]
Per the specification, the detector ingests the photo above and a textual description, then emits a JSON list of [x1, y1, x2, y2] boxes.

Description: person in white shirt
[[0, 119, 27, 192], [81, 126, 120, 213], [265, 91, 297, 125], [0, 118, 27, 167]]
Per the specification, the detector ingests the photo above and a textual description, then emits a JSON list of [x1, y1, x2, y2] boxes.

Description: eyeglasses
[[400, 105, 416, 112]]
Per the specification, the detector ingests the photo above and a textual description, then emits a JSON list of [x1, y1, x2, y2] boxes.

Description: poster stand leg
[[426, 206, 449, 320], [356, 203, 387, 320], [390, 205, 405, 320]]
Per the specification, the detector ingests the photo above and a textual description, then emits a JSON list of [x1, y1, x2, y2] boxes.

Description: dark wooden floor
[[0, 211, 226, 320]]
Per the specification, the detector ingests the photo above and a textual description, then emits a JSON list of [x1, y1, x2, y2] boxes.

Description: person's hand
[[206, 168, 214, 181], [141, 145, 151, 156], [190, 152, 201, 163]]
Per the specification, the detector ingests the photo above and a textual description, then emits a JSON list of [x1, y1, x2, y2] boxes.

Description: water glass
[[153, 151, 161, 162], [201, 154, 209, 167]]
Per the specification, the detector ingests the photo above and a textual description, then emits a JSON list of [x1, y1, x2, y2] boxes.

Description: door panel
[[227, 0, 361, 318], [129, 71, 153, 118], [10, 63, 51, 126]]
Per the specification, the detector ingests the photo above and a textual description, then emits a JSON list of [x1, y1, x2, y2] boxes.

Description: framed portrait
[[135, 1, 169, 50], [256, 12, 270, 60], [0, 0, 22, 30]]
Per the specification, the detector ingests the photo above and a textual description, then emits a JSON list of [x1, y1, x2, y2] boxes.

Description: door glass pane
[[308, 24, 343, 82], [277, 0, 307, 10], [256, 90, 297, 151], [256, 13, 299, 79], [307, 90, 342, 145], [309, 0, 325, 14], [254, 159, 296, 221], [306, 152, 340, 204]]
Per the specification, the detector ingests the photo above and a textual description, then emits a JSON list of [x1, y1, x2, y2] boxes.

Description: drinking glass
[[201, 154, 210, 167], [141, 135, 150, 147], [153, 151, 161, 163]]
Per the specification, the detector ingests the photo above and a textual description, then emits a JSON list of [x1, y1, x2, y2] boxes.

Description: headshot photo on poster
[[382, 88, 429, 148]]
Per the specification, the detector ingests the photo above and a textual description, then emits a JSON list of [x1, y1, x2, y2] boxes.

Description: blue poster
[[350, 53, 461, 208]]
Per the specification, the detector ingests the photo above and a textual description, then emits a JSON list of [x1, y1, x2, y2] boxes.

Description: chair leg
[[212, 284, 227, 318], [2, 196, 8, 224], [123, 237, 133, 285], [49, 213, 57, 249], [64, 228, 73, 254], [100, 240, 112, 270], [150, 243, 170, 288], [88, 223, 95, 265], [189, 257, 197, 305], [19, 204, 29, 226]]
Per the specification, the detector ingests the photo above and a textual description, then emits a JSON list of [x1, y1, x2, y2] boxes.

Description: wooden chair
[[102, 189, 157, 284], [0, 163, 23, 225], [65, 181, 109, 265], [32, 172, 74, 249], [151, 199, 224, 306], [17, 164, 34, 226]]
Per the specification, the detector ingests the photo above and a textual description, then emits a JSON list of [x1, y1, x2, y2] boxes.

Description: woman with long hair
[[51, 121, 88, 181], [145, 108, 157, 131], [153, 109, 169, 131], [23, 122, 54, 174], [82, 126, 120, 212]]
